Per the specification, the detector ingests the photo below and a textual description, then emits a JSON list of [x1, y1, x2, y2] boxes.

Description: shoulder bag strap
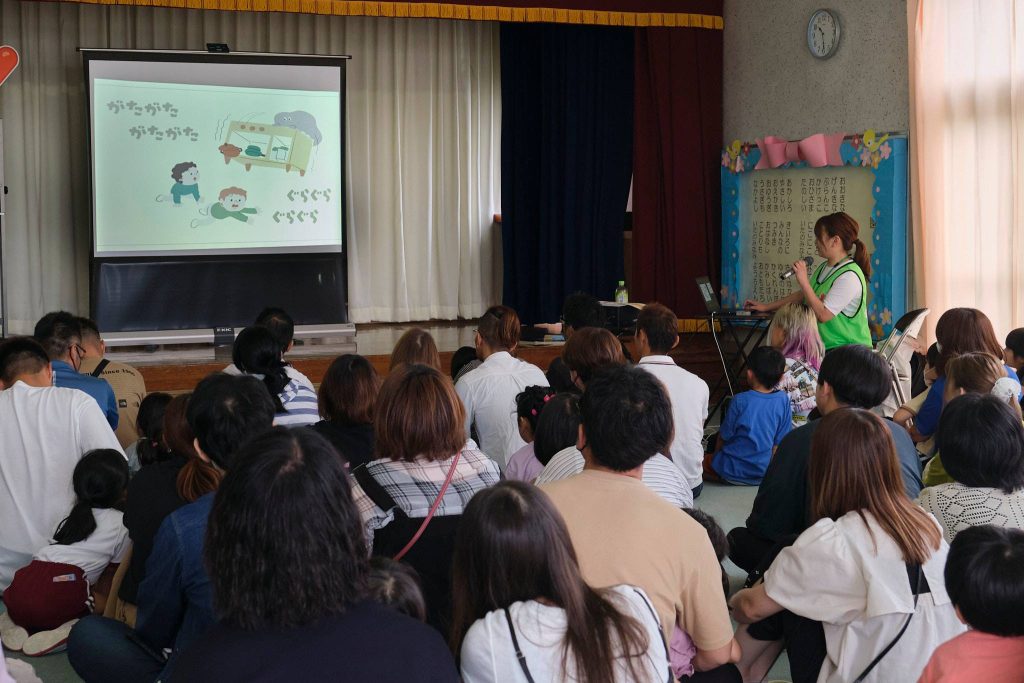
[[351, 464, 399, 514], [392, 451, 461, 561], [853, 563, 923, 683], [90, 358, 110, 378], [630, 588, 674, 683], [504, 607, 536, 683]]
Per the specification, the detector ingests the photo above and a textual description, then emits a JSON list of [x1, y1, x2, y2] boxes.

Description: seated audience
[[728, 344, 923, 573], [706, 346, 791, 486], [540, 366, 740, 680], [450, 346, 481, 384], [171, 395, 222, 504], [1, 450, 129, 656], [921, 352, 1022, 486], [537, 331, 694, 508], [634, 302, 710, 497], [68, 374, 275, 683], [546, 291, 606, 392], [452, 481, 671, 682], [310, 354, 380, 469], [232, 325, 318, 427], [730, 409, 965, 683], [124, 392, 171, 476], [33, 312, 118, 429], [893, 342, 940, 457], [223, 307, 309, 374], [170, 428, 458, 683], [117, 394, 195, 621], [352, 364, 500, 633], [917, 394, 1024, 541], [390, 328, 441, 372], [504, 385, 555, 482], [77, 317, 147, 448], [365, 557, 427, 623], [1003, 327, 1024, 375], [913, 308, 1020, 439], [767, 303, 823, 428], [455, 305, 548, 469], [918, 525, 1024, 682], [0, 338, 123, 590]]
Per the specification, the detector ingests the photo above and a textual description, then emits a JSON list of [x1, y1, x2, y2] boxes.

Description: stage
[[107, 319, 742, 401]]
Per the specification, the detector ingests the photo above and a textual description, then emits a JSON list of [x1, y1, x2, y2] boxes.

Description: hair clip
[[991, 376, 1021, 403], [543, 394, 552, 402]]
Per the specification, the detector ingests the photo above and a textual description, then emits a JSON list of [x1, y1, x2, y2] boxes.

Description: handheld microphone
[[780, 256, 815, 281]]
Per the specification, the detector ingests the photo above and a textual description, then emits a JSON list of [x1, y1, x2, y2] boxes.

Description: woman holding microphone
[[746, 212, 873, 351]]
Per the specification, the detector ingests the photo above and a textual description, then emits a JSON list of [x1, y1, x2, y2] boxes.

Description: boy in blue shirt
[[706, 346, 791, 485]]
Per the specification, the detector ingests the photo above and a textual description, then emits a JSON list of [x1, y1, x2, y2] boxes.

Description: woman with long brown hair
[[913, 308, 1021, 439], [452, 480, 670, 683], [729, 409, 964, 683], [746, 212, 872, 350]]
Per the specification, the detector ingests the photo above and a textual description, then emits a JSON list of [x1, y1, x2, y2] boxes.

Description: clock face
[[807, 9, 840, 59]]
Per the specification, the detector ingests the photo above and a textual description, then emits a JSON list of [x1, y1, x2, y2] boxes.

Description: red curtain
[[632, 23, 723, 317]]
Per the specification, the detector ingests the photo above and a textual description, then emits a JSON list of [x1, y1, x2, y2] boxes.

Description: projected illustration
[[91, 76, 343, 255], [191, 187, 261, 228], [155, 162, 203, 205], [217, 111, 321, 176]]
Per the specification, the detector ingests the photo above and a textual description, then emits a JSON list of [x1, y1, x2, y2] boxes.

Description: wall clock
[[807, 9, 841, 59]]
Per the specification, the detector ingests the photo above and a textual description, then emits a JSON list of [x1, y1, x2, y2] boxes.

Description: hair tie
[[543, 394, 552, 402], [991, 376, 1021, 404], [530, 408, 538, 416]]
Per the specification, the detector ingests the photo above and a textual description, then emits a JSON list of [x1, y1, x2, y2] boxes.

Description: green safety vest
[[811, 259, 872, 350]]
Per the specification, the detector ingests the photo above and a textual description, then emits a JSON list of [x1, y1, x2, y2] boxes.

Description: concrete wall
[[723, 0, 909, 143]]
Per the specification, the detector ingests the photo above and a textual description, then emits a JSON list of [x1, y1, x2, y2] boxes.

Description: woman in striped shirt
[[232, 326, 319, 428]]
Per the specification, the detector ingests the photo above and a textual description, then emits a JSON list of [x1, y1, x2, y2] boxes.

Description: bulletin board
[[720, 134, 908, 341]]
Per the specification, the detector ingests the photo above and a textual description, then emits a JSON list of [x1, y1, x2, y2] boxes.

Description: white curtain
[[908, 0, 1024, 341], [0, 0, 501, 332]]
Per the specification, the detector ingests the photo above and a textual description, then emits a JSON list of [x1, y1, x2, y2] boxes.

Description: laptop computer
[[695, 276, 768, 318]]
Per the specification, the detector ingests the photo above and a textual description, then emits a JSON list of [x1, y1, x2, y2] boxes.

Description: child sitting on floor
[[0, 450, 129, 657], [365, 557, 428, 623], [504, 386, 555, 482], [1003, 328, 1024, 376], [705, 346, 791, 486], [918, 525, 1024, 682]]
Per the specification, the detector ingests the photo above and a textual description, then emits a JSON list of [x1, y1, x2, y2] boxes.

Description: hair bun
[[991, 376, 1021, 404]]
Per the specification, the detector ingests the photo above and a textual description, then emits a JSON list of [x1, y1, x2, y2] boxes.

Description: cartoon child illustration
[[156, 162, 202, 206], [190, 187, 260, 228]]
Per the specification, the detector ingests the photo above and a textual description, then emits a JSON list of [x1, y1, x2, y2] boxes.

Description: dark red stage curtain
[[632, 24, 723, 317]]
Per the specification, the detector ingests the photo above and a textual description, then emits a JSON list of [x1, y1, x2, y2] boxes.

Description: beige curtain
[[0, 0, 501, 331], [908, 0, 1024, 341]]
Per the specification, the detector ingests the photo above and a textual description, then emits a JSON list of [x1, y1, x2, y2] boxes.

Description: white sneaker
[[0, 611, 28, 652], [21, 618, 78, 656]]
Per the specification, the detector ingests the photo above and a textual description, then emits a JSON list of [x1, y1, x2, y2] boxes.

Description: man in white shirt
[[455, 305, 548, 470], [634, 303, 709, 497], [0, 338, 123, 590]]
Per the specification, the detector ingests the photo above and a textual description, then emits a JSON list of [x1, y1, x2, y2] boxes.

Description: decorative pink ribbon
[[754, 133, 845, 170]]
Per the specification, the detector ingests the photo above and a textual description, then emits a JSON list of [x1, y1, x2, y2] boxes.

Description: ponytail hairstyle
[[232, 326, 288, 412], [53, 449, 129, 546], [814, 212, 871, 281], [515, 385, 557, 440], [476, 305, 522, 352], [135, 392, 172, 467], [534, 393, 582, 466], [166, 393, 223, 502]]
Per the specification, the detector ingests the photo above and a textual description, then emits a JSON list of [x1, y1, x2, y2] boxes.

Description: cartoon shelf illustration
[[218, 121, 313, 176]]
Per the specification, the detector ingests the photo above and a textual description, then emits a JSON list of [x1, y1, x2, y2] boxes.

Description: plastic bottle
[[614, 280, 629, 304]]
